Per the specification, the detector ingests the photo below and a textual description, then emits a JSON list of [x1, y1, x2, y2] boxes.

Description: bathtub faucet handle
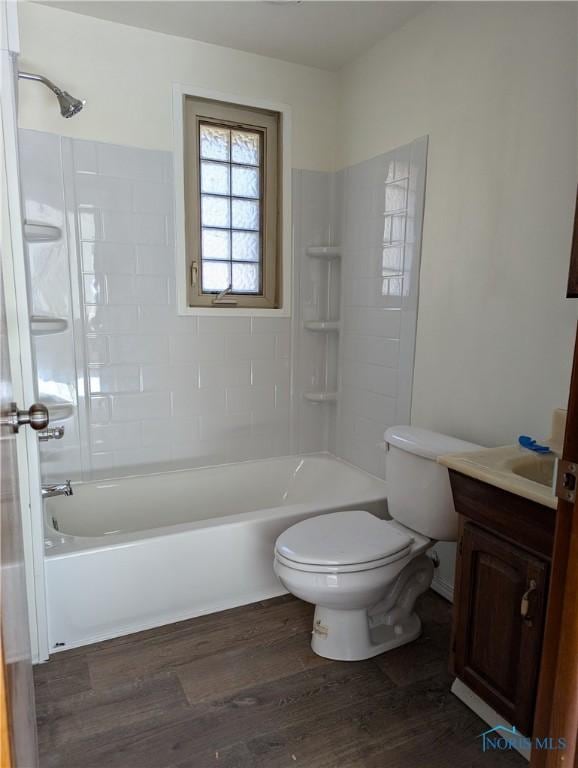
[[41, 480, 73, 499]]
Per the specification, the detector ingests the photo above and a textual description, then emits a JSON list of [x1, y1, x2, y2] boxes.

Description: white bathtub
[[44, 454, 388, 651]]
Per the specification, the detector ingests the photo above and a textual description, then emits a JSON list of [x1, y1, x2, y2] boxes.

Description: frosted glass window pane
[[232, 231, 259, 262], [232, 263, 259, 293], [201, 161, 230, 196], [200, 125, 230, 161], [231, 199, 259, 230], [201, 195, 230, 228], [202, 228, 230, 260], [231, 165, 259, 198], [202, 261, 231, 292], [231, 130, 259, 165]]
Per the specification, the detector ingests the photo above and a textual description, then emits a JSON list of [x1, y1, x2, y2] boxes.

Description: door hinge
[[556, 459, 577, 503]]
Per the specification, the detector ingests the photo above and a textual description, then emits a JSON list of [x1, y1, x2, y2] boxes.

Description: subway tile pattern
[[20, 131, 294, 480], [335, 138, 428, 478], [291, 170, 340, 455], [20, 129, 425, 487], [75, 133, 292, 477]]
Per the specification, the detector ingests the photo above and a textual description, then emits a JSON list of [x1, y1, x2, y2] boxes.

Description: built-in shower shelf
[[23, 222, 62, 243], [306, 246, 341, 260], [304, 392, 338, 403], [30, 316, 69, 336], [304, 321, 340, 333]]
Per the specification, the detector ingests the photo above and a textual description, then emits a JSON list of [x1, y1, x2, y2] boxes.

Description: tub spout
[[42, 481, 73, 499]]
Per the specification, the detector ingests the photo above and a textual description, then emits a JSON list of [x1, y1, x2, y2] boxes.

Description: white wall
[[340, 1, 578, 447], [17, 2, 339, 172]]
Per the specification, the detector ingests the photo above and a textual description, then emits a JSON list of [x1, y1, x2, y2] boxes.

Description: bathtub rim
[[44, 452, 388, 557]]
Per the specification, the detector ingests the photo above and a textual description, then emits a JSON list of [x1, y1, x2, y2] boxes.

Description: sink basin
[[510, 454, 556, 488], [438, 445, 558, 509]]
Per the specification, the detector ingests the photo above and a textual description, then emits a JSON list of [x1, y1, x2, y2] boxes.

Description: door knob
[[0, 402, 50, 433]]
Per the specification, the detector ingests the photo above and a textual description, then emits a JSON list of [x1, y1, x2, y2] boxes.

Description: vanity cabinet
[[449, 471, 555, 735]]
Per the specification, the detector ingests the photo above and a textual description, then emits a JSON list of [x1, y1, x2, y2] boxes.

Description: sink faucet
[[41, 481, 73, 499]]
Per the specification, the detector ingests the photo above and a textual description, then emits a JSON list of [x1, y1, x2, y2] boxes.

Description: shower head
[[55, 90, 85, 119], [18, 71, 85, 118]]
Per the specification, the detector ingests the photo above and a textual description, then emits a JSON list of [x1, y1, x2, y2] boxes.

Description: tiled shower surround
[[336, 138, 427, 476], [19, 129, 426, 483]]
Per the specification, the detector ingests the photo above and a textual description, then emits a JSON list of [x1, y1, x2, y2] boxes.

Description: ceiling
[[41, 1, 429, 71]]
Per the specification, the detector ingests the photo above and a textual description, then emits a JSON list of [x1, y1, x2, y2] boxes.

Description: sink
[[438, 445, 558, 509], [510, 454, 556, 488]]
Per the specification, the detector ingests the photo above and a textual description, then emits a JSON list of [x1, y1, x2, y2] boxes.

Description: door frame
[[0, 0, 49, 663], [531, 191, 578, 767]]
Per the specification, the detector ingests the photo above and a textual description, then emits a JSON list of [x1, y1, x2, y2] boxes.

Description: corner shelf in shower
[[30, 316, 69, 336], [304, 392, 338, 404], [306, 246, 341, 260], [23, 222, 62, 243], [304, 320, 340, 333]]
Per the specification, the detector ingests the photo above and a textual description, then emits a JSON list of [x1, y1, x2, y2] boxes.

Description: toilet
[[273, 426, 480, 661]]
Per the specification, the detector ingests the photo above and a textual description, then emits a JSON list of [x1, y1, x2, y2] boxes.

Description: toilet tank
[[384, 426, 481, 541]]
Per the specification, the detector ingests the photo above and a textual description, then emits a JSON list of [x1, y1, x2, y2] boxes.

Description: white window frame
[[172, 83, 292, 317]]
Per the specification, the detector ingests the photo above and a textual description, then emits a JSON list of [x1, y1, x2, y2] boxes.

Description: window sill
[[177, 305, 291, 318]]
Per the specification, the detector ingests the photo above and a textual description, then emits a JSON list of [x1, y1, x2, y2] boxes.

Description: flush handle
[[521, 579, 537, 625], [0, 402, 49, 433]]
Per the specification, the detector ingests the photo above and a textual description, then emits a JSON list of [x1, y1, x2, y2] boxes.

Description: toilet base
[[309, 553, 434, 661], [311, 606, 422, 661]]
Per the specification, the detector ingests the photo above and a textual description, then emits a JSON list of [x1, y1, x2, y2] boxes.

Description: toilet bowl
[[274, 510, 433, 660], [274, 426, 481, 661]]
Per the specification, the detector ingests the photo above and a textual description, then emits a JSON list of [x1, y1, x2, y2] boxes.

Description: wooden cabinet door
[[454, 523, 548, 734]]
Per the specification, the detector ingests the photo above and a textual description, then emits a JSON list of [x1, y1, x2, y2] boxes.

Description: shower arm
[[18, 71, 64, 96], [17, 70, 85, 119]]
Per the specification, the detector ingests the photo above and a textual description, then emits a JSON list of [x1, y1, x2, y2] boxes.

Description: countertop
[[438, 445, 558, 510]]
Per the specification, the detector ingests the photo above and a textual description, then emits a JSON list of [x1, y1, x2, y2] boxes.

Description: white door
[[1, 0, 50, 667], [0, 251, 39, 767]]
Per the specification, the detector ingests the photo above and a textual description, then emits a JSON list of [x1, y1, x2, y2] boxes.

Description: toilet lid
[[275, 510, 413, 568]]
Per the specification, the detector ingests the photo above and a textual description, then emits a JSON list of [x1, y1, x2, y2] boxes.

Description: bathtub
[[44, 454, 388, 651]]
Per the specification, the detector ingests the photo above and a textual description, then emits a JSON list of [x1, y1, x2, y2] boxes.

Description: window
[[184, 97, 281, 309]]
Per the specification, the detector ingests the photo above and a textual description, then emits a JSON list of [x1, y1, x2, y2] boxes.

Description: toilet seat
[[274, 510, 414, 574]]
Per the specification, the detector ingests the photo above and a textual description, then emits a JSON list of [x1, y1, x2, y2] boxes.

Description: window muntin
[[184, 98, 280, 309], [199, 123, 262, 295]]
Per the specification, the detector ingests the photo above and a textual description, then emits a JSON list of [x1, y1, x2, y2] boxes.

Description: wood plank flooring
[[35, 592, 525, 768]]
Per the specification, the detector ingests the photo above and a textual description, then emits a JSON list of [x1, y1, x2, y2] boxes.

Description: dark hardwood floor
[[35, 591, 525, 768]]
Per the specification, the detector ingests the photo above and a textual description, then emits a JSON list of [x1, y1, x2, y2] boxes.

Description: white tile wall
[[20, 131, 300, 481], [20, 129, 425, 486], [291, 169, 340, 454], [76, 135, 293, 476], [335, 138, 428, 477]]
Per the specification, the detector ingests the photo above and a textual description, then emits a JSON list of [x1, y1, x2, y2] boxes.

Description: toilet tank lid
[[384, 426, 481, 460]]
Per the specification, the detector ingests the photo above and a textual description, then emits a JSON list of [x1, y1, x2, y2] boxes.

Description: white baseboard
[[451, 679, 530, 762], [431, 574, 454, 603]]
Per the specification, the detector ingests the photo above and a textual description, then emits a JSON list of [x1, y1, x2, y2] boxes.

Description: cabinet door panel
[[468, 551, 524, 698], [454, 523, 548, 733]]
